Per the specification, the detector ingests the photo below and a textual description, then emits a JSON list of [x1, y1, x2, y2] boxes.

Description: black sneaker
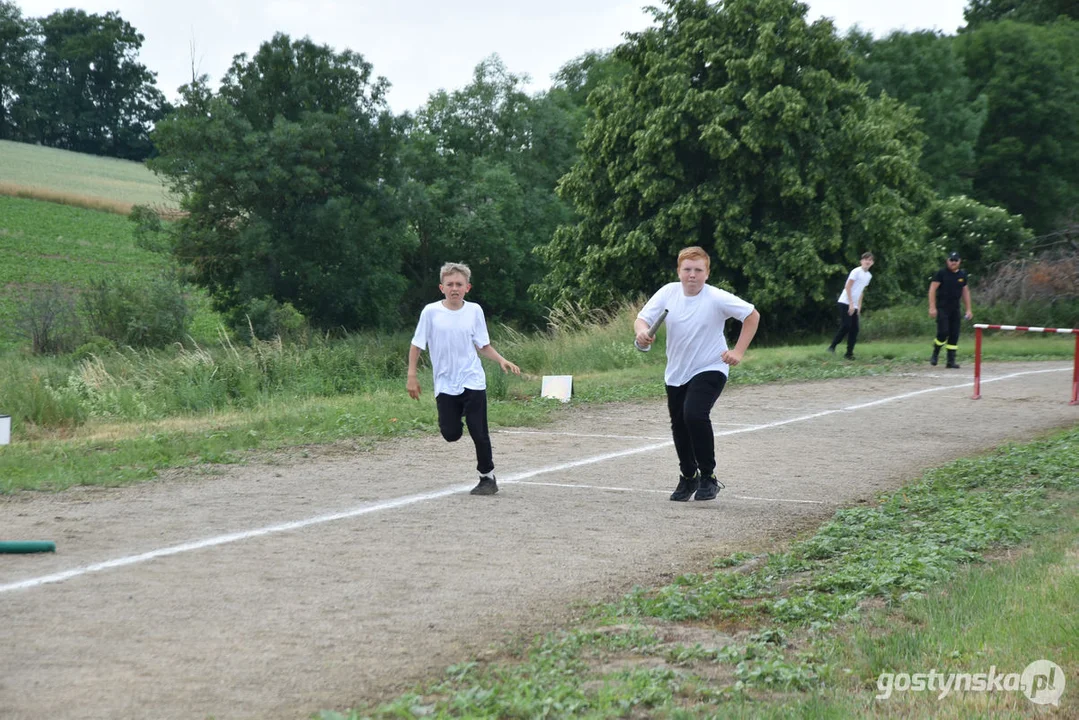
[[826, 345, 836, 354], [844, 353, 855, 360], [669, 473, 699, 502], [946, 362, 961, 369], [694, 473, 725, 501], [470, 476, 498, 495], [930, 353, 939, 366]]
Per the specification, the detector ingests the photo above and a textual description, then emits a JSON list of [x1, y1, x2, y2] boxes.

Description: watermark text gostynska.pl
[[876, 660, 1065, 706]]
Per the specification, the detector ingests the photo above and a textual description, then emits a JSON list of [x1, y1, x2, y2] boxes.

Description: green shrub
[[228, 296, 309, 344], [860, 304, 934, 340], [924, 196, 1033, 278], [128, 204, 170, 254], [15, 285, 83, 355], [976, 298, 1079, 328], [81, 273, 190, 348], [72, 336, 116, 362]]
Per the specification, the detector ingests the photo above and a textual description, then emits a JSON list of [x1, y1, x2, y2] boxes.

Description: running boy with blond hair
[[407, 262, 520, 495]]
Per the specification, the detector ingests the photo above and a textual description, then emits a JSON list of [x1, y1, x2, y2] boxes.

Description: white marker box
[[0, 415, 9, 445], [540, 376, 573, 403]]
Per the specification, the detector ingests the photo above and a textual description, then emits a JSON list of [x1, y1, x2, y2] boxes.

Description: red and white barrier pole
[[971, 324, 1079, 404], [1072, 333, 1078, 405], [973, 326, 982, 400]]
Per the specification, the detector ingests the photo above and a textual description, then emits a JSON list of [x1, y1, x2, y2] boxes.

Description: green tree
[[0, 1, 36, 140], [550, 49, 631, 122], [924, 195, 1034, 277], [400, 56, 578, 325], [957, 19, 1079, 236], [20, 9, 167, 160], [538, 0, 935, 330], [964, 0, 1079, 28], [150, 34, 410, 331], [848, 30, 987, 197]]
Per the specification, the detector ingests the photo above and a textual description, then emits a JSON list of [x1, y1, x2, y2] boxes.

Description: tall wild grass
[[0, 331, 415, 432], [495, 300, 660, 377], [3, 297, 1074, 440], [0, 301, 659, 435]]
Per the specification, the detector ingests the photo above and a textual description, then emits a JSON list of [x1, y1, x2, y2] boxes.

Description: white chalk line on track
[[1, 367, 1066, 595]]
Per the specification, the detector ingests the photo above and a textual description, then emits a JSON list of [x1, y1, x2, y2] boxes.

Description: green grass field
[[0, 194, 178, 349], [0, 139, 176, 212]]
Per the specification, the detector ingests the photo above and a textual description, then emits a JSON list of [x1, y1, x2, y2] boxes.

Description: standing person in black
[[928, 251, 973, 368]]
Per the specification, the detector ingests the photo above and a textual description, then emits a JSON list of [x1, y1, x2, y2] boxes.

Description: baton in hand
[[635, 309, 668, 352]]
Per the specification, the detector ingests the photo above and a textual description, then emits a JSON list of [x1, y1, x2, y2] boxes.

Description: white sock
[[480, 472, 495, 480]]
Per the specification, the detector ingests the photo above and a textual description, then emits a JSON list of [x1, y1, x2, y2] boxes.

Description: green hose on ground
[[0, 541, 56, 553]]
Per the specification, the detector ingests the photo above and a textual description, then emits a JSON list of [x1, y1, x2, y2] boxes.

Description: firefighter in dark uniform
[[928, 251, 973, 368]]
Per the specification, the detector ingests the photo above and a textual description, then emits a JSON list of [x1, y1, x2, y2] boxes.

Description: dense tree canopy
[[399, 56, 579, 326], [849, 30, 987, 197], [14, 8, 167, 159], [0, 1, 35, 141], [964, 0, 1079, 28], [150, 34, 409, 331], [538, 0, 936, 331], [549, 50, 631, 126], [956, 19, 1079, 236], [924, 195, 1033, 277]]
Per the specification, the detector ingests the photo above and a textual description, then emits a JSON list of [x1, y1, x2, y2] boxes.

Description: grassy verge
[[2, 332, 1075, 493], [327, 427, 1078, 719]]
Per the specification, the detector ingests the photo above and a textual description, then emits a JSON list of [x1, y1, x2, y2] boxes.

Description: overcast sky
[[16, 0, 969, 113]]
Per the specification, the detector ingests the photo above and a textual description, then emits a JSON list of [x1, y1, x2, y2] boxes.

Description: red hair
[[677, 246, 710, 273]]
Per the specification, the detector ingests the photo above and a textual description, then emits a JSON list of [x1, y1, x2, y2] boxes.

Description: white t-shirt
[[637, 283, 755, 387], [838, 267, 872, 306], [410, 300, 490, 397]]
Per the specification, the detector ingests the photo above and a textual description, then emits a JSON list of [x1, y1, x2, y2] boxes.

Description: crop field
[[0, 139, 177, 213]]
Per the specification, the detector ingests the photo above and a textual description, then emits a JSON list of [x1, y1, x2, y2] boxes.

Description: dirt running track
[[1, 362, 1077, 720]]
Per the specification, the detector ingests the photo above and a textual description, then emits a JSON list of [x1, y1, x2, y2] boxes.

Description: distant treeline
[[3, 0, 1078, 338], [0, 3, 170, 160]]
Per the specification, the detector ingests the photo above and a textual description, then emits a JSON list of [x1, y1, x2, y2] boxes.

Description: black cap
[[948, 251, 961, 261]]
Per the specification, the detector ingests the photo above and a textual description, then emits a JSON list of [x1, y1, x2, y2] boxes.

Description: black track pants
[[665, 371, 727, 479], [830, 302, 859, 355], [436, 388, 494, 475]]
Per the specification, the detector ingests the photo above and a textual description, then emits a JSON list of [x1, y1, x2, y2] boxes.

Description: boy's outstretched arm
[[478, 344, 521, 375], [406, 344, 423, 400]]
